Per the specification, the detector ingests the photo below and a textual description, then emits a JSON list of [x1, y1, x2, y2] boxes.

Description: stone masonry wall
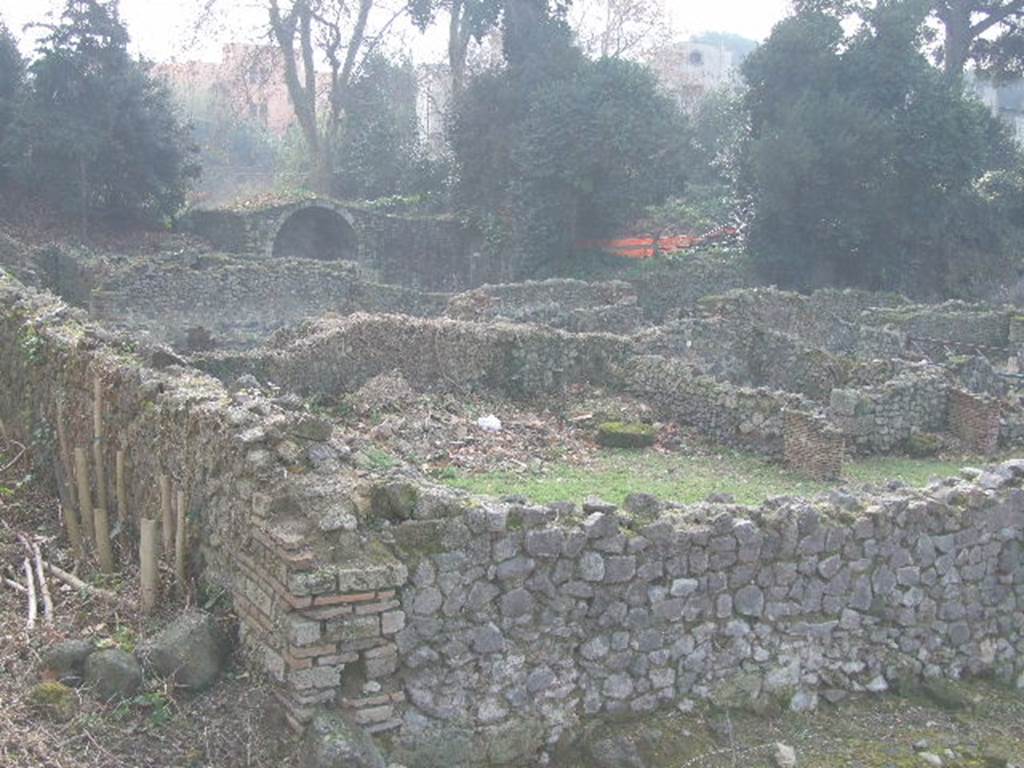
[[0, 269, 410, 733], [181, 199, 504, 292], [828, 364, 951, 454], [383, 464, 1024, 765], [90, 255, 449, 349], [783, 410, 845, 480], [444, 279, 643, 335]]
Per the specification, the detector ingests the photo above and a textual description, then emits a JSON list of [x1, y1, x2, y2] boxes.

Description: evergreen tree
[[12, 0, 198, 230]]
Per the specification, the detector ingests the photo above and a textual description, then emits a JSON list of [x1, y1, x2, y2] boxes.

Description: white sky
[[0, 0, 794, 63]]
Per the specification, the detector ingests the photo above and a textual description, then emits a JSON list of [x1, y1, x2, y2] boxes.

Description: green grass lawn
[[439, 449, 1006, 507]]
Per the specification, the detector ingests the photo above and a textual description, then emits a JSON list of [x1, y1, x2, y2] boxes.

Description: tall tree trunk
[[942, 1, 973, 77], [449, 0, 470, 97]]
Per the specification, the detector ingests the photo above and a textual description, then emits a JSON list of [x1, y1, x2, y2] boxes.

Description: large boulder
[[137, 610, 227, 692], [40, 639, 96, 686], [84, 648, 142, 702], [303, 710, 387, 768]]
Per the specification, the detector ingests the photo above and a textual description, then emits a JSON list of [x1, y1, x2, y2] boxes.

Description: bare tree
[[193, 0, 404, 192], [570, 0, 672, 60], [933, 0, 1024, 76]]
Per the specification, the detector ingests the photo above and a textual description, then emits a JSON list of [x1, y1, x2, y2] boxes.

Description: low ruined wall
[[383, 465, 1024, 765], [445, 279, 643, 335], [90, 255, 449, 349], [828, 364, 951, 453], [868, 302, 1013, 358], [636, 319, 852, 401], [0, 269, 411, 734], [618, 355, 812, 456], [199, 313, 634, 401]]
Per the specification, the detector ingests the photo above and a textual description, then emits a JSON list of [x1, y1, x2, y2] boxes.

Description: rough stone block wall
[[868, 302, 1012, 357], [949, 389, 1001, 455], [386, 467, 1024, 764], [89, 255, 449, 349], [0, 270, 408, 734], [181, 199, 504, 292], [828, 364, 950, 453], [198, 313, 635, 401], [783, 410, 845, 479], [444, 279, 643, 335], [620, 355, 812, 456]]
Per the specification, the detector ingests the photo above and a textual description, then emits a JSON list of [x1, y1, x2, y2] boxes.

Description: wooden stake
[[59, 501, 84, 564], [94, 505, 114, 574], [115, 450, 128, 525], [92, 377, 108, 516], [159, 475, 173, 557], [54, 398, 77, 510], [73, 447, 94, 544], [140, 518, 159, 613], [174, 489, 188, 594], [23, 559, 36, 631], [31, 543, 54, 626]]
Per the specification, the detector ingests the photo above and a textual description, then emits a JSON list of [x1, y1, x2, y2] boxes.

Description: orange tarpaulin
[[579, 227, 737, 260]]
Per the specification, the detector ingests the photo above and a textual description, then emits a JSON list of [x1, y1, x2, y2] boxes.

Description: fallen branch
[[32, 543, 55, 626], [2, 576, 27, 593], [23, 558, 37, 631], [44, 561, 117, 602], [0, 439, 26, 475]]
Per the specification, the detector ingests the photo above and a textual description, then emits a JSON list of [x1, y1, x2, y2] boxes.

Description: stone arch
[[269, 202, 359, 262]]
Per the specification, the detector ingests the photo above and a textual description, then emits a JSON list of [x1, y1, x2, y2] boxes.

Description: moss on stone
[[28, 681, 79, 722], [596, 421, 657, 449]]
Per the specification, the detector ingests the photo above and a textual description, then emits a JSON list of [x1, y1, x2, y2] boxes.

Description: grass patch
[[440, 449, 998, 507]]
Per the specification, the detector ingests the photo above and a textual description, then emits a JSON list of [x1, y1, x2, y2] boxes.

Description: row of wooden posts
[[54, 376, 188, 613]]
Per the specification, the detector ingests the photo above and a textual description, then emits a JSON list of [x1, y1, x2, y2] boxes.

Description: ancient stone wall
[[868, 302, 1013, 359], [619, 356, 811, 456], [828, 364, 951, 453], [444, 279, 643, 335], [384, 465, 1024, 765], [198, 313, 635, 401], [635, 319, 850, 401], [783, 410, 845, 479], [0, 269, 409, 734], [180, 199, 504, 292], [89, 255, 449, 349]]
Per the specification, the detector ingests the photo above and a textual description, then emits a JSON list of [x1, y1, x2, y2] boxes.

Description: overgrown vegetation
[[442, 448, 993, 507]]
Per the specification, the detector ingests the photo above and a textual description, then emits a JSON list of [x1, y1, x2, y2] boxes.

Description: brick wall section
[[949, 389, 1002, 454], [783, 410, 845, 479]]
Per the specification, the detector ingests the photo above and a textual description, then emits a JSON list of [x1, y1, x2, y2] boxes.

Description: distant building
[[973, 77, 1024, 145], [417, 64, 451, 158], [647, 40, 738, 110], [157, 44, 326, 137]]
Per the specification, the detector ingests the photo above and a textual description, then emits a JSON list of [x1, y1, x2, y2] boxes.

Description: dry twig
[[23, 558, 36, 630]]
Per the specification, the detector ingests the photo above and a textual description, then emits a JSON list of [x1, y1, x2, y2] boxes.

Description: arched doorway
[[270, 205, 359, 261]]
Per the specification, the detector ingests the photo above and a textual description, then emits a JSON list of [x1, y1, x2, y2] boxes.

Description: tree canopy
[[450, 3, 687, 270], [741, 5, 1020, 293], [10, 0, 198, 228]]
